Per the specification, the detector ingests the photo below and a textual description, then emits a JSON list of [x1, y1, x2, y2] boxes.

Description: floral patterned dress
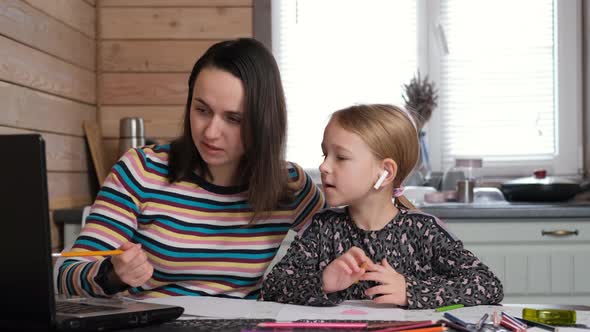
[[260, 207, 503, 309]]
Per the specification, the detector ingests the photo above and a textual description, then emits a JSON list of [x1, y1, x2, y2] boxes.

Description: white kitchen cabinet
[[445, 219, 590, 305]]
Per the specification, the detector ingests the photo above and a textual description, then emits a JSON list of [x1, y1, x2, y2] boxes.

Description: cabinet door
[[446, 220, 590, 301], [466, 244, 590, 295]]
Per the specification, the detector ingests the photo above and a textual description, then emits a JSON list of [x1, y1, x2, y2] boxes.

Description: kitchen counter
[[54, 202, 590, 225], [419, 201, 590, 219]]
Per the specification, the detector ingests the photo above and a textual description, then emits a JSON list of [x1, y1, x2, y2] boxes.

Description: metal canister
[[457, 179, 475, 203], [118, 117, 145, 156]]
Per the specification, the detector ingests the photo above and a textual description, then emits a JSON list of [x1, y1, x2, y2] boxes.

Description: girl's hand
[[361, 258, 408, 305], [322, 247, 372, 294], [110, 242, 154, 288]]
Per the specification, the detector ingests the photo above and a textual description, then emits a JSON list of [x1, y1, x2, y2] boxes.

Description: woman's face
[[190, 67, 246, 178]]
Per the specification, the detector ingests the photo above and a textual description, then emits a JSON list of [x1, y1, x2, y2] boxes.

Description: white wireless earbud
[[373, 170, 389, 190]]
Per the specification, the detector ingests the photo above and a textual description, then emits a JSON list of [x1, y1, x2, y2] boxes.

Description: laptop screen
[[0, 134, 56, 327]]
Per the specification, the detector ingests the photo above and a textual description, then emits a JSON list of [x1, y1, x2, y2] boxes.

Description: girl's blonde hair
[[330, 104, 419, 209]]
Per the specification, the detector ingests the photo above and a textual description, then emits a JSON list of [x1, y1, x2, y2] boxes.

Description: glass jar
[[441, 158, 483, 191]]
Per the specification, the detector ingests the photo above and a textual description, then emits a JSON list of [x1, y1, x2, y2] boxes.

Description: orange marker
[[397, 327, 447, 332], [354, 262, 369, 284], [52, 250, 124, 258]]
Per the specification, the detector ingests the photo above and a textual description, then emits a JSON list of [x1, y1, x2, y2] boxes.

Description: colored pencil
[[500, 312, 527, 332], [398, 326, 447, 332], [52, 250, 124, 257], [439, 320, 471, 332], [435, 304, 464, 312], [369, 320, 435, 331], [371, 320, 437, 332], [514, 317, 559, 332], [475, 313, 489, 330], [442, 312, 468, 327], [257, 321, 368, 329]]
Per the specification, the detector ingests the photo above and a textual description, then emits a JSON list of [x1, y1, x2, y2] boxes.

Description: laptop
[[0, 134, 184, 331]]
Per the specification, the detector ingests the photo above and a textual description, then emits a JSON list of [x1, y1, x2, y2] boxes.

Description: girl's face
[[190, 67, 246, 179], [319, 120, 382, 207]]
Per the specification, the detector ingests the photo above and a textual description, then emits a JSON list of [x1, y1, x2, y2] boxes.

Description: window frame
[[266, 0, 583, 178], [425, 0, 583, 177]]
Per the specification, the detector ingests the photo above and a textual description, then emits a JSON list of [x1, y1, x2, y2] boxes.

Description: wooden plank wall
[[98, 0, 253, 168], [0, 0, 96, 250]]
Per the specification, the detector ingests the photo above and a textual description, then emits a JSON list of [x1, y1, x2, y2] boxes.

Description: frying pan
[[501, 169, 590, 202]]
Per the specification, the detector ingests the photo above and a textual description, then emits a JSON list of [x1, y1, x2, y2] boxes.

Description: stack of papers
[[139, 297, 590, 331]]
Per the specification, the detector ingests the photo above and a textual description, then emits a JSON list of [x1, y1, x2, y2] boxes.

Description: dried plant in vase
[[402, 72, 438, 132], [402, 72, 439, 185]]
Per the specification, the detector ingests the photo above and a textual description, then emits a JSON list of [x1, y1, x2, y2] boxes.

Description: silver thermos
[[119, 117, 145, 156], [457, 179, 475, 203]]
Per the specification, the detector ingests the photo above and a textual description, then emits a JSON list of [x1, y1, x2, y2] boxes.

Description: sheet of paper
[[139, 296, 282, 319], [137, 296, 590, 328], [276, 300, 418, 321]]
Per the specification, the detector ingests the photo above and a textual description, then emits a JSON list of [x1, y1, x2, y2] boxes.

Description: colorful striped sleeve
[[56, 148, 143, 297], [286, 162, 326, 232]]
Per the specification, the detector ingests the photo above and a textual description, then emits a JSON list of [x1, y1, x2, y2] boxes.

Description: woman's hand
[[110, 242, 154, 288], [322, 247, 372, 294], [361, 258, 408, 306]]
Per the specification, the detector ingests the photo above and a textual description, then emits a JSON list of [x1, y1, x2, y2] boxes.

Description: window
[[272, 0, 582, 178], [272, 0, 417, 177], [427, 0, 582, 176]]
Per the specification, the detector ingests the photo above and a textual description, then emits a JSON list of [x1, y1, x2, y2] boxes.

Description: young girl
[[260, 104, 503, 309]]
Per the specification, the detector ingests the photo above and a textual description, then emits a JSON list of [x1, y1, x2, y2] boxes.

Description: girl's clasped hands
[[322, 246, 408, 306]]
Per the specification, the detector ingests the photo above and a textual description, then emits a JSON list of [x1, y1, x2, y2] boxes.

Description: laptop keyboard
[[167, 319, 268, 330], [153, 319, 398, 331], [56, 301, 120, 314]]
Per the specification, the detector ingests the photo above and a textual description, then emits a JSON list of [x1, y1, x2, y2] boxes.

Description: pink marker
[[257, 321, 368, 329]]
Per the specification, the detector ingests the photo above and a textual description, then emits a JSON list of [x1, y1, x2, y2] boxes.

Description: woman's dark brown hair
[[168, 38, 291, 221]]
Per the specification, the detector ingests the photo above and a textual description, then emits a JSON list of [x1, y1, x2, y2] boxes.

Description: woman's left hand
[[360, 258, 408, 306]]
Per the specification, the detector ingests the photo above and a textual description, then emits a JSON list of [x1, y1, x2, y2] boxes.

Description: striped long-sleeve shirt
[[57, 144, 325, 299]]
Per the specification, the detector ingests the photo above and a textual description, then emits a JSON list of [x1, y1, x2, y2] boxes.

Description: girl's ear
[[382, 158, 398, 186]]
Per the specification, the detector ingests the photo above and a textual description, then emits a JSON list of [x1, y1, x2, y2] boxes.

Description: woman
[[57, 38, 325, 299]]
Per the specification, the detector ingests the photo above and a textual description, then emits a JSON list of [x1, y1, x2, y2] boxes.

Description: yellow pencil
[[51, 250, 124, 258]]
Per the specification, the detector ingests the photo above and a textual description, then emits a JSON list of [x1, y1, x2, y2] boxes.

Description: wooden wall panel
[[97, 1, 253, 167], [0, 127, 88, 172], [103, 137, 173, 171], [0, 0, 95, 70], [47, 172, 93, 210], [0, 81, 95, 136], [101, 73, 187, 105], [101, 40, 215, 72], [0, 35, 96, 104], [0, 0, 97, 250], [23, 0, 96, 39], [40, 134, 88, 172], [99, 7, 252, 39], [103, 139, 120, 172], [101, 106, 183, 138], [100, 0, 252, 7]]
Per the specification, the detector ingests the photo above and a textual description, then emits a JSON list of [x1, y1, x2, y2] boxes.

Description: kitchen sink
[[406, 186, 508, 206]]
